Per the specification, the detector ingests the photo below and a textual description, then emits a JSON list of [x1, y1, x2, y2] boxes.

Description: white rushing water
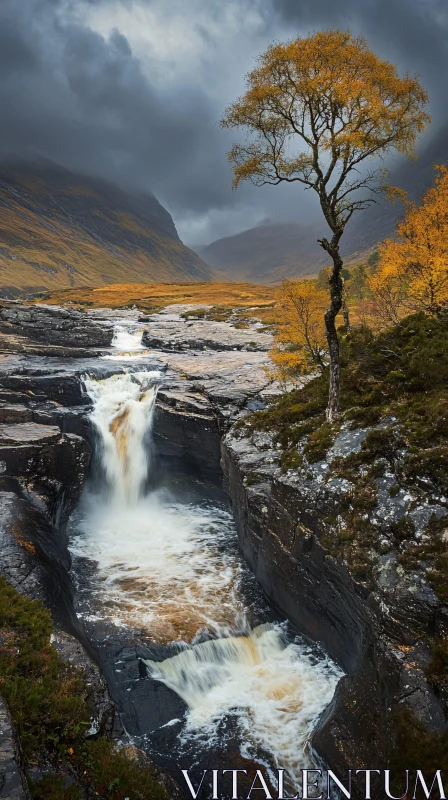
[[70, 492, 250, 640], [103, 319, 150, 360], [71, 324, 341, 780], [144, 625, 340, 782], [83, 371, 160, 505]]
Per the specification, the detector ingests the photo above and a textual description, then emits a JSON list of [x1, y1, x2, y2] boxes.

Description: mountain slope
[[0, 159, 218, 296], [199, 122, 448, 283], [198, 221, 330, 285]]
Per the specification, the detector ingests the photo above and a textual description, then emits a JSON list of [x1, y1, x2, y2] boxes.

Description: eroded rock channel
[[5, 300, 444, 798], [0, 301, 342, 798]]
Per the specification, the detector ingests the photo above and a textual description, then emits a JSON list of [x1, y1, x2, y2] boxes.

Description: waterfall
[[69, 321, 342, 784], [112, 322, 146, 352], [102, 319, 150, 360], [144, 624, 340, 783], [83, 371, 161, 505]]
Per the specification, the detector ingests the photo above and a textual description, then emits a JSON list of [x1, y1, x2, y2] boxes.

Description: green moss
[[0, 577, 169, 800], [399, 515, 448, 601], [346, 405, 382, 426], [401, 445, 448, 492], [0, 580, 89, 762], [303, 422, 340, 463], [389, 708, 448, 797], [30, 776, 82, 800], [245, 473, 262, 486], [391, 515, 416, 544], [82, 739, 168, 800], [279, 449, 304, 473], [398, 693, 447, 800], [180, 307, 207, 319]]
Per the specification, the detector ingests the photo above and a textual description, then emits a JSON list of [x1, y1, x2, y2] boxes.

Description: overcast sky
[[0, 0, 446, 245]]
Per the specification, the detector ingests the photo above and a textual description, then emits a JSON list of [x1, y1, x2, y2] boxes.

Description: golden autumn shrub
[[269, 279, 328, 383], [370, 166, 448, 324]]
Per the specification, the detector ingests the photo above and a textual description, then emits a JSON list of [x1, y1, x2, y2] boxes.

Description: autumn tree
[[222, 30, 430, 420], [270, 279, 327, 383], [370, 165, 448, 324]]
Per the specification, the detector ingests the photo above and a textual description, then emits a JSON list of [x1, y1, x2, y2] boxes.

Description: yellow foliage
[[269, 279, 328, 382], [222, 29, 430, 201], [222, 29, 429, 419], [370, 165, 448, 323]]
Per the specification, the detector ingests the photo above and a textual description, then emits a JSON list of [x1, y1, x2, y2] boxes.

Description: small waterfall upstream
[[69, 323, 341, 787]]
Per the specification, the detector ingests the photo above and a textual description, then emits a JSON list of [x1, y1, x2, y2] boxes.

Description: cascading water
[[144, 625, 340, 783], [69, 322, 342, 787], [103, 319, 151, 360], [83, 371, 160, 505]]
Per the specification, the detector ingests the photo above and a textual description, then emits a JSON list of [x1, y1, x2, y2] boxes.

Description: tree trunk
[[321, 239, 344, 422]]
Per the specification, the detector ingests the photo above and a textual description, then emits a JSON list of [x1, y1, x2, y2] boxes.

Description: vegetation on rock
[[239, 311, 448, 582], [0, 577, 169, 800]]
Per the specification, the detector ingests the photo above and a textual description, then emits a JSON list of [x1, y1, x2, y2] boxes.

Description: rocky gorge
[[0, 298, 446, 798]]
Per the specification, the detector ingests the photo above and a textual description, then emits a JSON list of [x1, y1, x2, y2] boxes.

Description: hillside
[[199, 122, 448, 283], [0, 159, 218, 296], [197, 221, 329, 285]]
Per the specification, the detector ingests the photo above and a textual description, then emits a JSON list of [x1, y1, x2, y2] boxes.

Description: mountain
[[199, 122, 448, 284], [197, 221, 330, 285], [0, 158, 218, 296]]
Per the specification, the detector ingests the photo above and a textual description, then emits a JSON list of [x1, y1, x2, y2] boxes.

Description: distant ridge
[[0, 158, 219, 296], [197, 220, 329, 285]]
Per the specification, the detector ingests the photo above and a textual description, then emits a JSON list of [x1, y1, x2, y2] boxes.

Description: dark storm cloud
[[0, 0, 236, 217], [272, 0, 448, 111], [0, 0, 446, 244]]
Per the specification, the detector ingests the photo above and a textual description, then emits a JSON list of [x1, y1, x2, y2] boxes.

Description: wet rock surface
[[142, 311, 272, 352], [0, 300, 114, 350], [0, 301, 279, 796]]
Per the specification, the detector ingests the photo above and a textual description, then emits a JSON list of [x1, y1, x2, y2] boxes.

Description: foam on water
[[70, 494, 249, 641], [145, 625, 340, 782]]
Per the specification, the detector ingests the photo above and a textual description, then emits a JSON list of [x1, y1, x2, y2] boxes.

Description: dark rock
[[0, 492, 87, 642], [0, 405, 33, 424], [221, 425, 448, 773], [0, 424, 90, 524], [50, 629, 123, 739], [0, 302, 114, 349]]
